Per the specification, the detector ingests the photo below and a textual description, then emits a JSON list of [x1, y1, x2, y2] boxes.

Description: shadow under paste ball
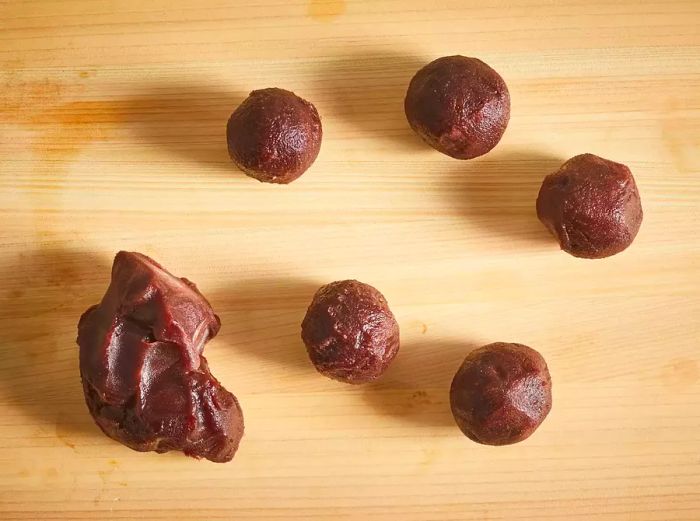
[[78, 251, 244, 463], [404, 55, 510, 159], [226, 88, 322, 184], [536, 153, 643, 259], [450, 342, 552, 446], [301, 280, 400, 384]]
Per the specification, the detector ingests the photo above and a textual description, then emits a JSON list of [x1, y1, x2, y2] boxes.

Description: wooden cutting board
[[1, 1, 699, 519]]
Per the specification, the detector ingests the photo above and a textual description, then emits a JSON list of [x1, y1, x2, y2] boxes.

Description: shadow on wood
[[362, 340, 479, 427], [315, 49, 429, 152], [120, 82, 248, 175], [209, 277, 322, 376], [0, 248, 113, 446], [441, 150, 564, 246]]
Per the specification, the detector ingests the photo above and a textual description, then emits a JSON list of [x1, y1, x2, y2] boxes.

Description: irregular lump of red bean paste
[[77, 251, 244, 462]]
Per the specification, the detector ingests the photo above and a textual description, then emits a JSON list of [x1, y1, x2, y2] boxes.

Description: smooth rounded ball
[[301, 280, 400, 384], [450, 342, 552, 445], [537, 153, 643, 259], [404, 55, 510, 159], [226, 88, 322, 184]]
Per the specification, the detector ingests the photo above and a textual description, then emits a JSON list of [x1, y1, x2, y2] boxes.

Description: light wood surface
[[1, 1, 699, 519]]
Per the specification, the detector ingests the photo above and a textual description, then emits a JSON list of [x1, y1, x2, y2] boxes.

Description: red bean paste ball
[[404, 55, 510, 159], [78, 251, 244, 463], [226, 88, 322, 184], [536, 153, 643, 259], [301, 280, 400, 384], [450, 342, 552, 445]]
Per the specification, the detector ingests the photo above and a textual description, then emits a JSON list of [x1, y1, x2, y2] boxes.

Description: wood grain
[[1, 0, 699, 519]]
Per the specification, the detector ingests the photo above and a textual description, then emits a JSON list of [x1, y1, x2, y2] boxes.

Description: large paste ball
[[301, 280, 400, 384], [450, 342, 552, 445], [537, 153, 643, 259], [226, 88, 322, 184], [404, 55, 510, 159]]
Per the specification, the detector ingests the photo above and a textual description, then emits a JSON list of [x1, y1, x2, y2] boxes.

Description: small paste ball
[[301, 280, 400, 384]]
